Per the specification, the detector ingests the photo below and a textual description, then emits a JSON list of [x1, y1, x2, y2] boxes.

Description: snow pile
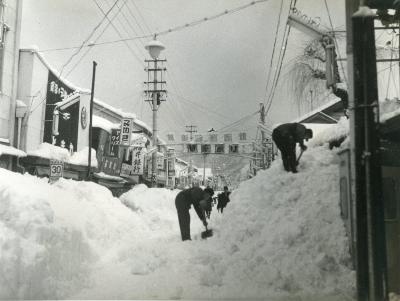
[[307, 117, 350, 147], [0, 169, 146, 299], [0, 132, 355, 299], [27, 143, 98, 167], [210, 145, 355, 299], [27, 143, 70, 161], [68, 146, 98, 167], [0, 144, 27, 157]]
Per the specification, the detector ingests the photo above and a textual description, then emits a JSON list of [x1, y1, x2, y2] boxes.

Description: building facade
[[0, 0, 23, 168]]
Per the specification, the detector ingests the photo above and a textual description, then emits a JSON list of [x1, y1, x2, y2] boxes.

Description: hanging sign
[[110, 129, 121, 157], [120, 146, 145, 177], [120, 118, 133, 146]]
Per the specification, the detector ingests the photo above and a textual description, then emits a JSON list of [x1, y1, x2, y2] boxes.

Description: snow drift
[[0, 121, 356, 299]]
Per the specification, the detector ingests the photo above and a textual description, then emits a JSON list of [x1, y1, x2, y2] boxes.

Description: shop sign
[[101, 156, 121, 176], [49, 159, 64, 182], [120, 118, 133, 146], [110, 129, 121, 157]]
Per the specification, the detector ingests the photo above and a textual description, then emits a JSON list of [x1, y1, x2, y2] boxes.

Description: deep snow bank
[[0, 120, 355, 299], [0, 170, 141, 299], [208, 145, 355, 299]]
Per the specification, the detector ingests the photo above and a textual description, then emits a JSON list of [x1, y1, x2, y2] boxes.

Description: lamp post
[[145, 37, 166, 187]]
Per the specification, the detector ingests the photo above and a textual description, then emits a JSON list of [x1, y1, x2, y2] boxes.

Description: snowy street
[[0, 121, 356, 300]]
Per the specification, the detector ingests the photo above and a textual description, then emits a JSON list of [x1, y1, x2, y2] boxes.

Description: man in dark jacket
[[272, 123, 313, 173], [175, 186, 212, 241], [217, 186, 231, 213]]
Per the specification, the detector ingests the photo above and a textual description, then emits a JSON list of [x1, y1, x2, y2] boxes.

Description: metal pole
[[87, 61, 97, 179], [152, 59, 158, 187], [352, 7, 388, 301]]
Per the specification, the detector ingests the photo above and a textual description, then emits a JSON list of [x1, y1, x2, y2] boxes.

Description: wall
[[18, 49, 49, 151], [0, 0, 22, 167]]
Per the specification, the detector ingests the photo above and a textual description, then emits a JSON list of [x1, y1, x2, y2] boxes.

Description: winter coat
[[272, 123, 307, 150], [217, 191, 230, 210]]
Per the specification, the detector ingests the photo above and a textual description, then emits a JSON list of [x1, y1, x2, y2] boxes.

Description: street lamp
[[144, 37, 167, 187]]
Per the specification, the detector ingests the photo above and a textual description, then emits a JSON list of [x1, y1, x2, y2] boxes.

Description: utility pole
[[185, 125, 197, 186], [349, 3, 388, 300], [87, 61, 97, 179], [144, 38, 166, 187]]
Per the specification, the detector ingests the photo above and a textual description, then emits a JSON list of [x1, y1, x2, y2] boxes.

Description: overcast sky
[[20, 0, 346, 139]]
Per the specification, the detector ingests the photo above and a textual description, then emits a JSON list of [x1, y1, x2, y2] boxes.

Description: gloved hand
[[301, 144, 307, 151]]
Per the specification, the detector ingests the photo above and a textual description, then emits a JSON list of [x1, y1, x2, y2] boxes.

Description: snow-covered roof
[[0, 144, 27, 157], [93, 172, 126, 182], [380, 98, 400, 123], [293, 97, 341, 124], [93, 98, 136, 119], [132, 118, 152, 134], [93, 115, 120, 133]]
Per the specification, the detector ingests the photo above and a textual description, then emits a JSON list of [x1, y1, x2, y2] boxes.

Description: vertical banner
[[120, 118, 133, 146], [131, 146, 144, 175], [120, 146, 145, 177], [110, 129, 121, 157]]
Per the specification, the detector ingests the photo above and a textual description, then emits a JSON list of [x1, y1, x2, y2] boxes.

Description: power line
[[263, 0, 284, 104], [58, 0, 121, 78], [38, 0, 268, 53], [265, 1, 293, 116], [168, 91, 232, 122], [216, 111, 259, 132], [65, 0, 138, 78]]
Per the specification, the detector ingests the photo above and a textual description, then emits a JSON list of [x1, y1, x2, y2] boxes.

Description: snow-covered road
[[0, 119, 356, 299]]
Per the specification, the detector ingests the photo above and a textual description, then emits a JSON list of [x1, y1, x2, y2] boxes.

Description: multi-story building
[[0, 0, 23, 169]]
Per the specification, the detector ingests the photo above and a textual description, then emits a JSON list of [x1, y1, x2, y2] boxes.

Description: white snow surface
[[27, 143, 98, 167], [0, 139, 355, 299], [0, 144, 27, 157]]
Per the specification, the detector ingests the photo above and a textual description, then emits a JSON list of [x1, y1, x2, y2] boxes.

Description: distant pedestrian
[[175, 186, 213, 241], [272, 123, 313, 173], [217, 186, 231, 213], [204, 187, 214, 219]]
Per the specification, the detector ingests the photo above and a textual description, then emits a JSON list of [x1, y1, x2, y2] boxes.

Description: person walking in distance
[[217, 186, 231, 213], [175, 186, 213, 241], [272, 123, 313, 173]]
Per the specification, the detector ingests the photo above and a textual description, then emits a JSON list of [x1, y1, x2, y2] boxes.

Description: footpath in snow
[[0, 120, 356, 300]]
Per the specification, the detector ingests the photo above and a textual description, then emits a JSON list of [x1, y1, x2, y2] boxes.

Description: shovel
[[201, 224, 213, 239], [296, 148, 305, 166]]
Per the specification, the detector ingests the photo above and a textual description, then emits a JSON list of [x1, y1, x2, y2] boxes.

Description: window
[[383, 178, 397, 221], [209, 134, 218, 142], [195, 135, 203, 143], [187, 144, 197, 153], [201, 144, 211, 153], [229, 144, 239, 153], [181, 134, 188, 142], [167, 134, 175, 142], [239, 132, 247, 141], [215, 144, 225, 153], [224, 134, 232, 142]]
